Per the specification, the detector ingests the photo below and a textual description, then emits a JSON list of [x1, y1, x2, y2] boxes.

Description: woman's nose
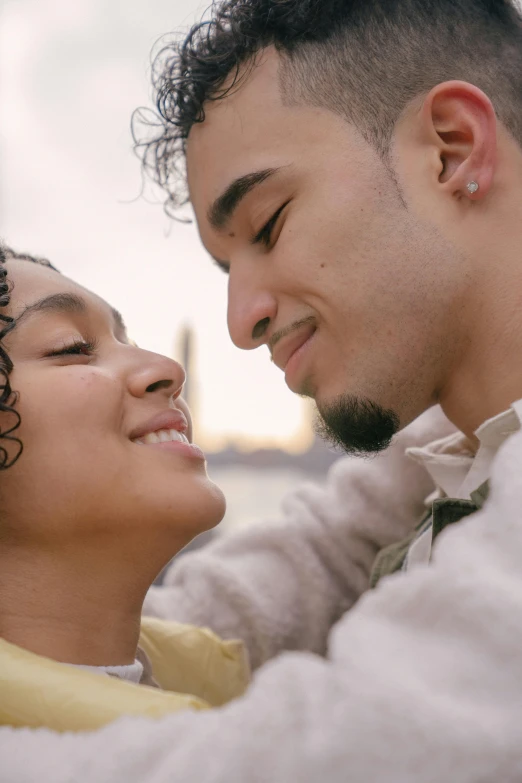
[[127, 349, 186, 399]]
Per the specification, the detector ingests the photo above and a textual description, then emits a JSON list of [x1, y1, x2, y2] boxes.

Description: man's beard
[[315, 395, 400, 456]]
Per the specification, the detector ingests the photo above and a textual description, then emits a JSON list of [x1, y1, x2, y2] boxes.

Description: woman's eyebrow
[[15, 292, 127, 332], [111, 306, 126, 333], [16, 292, 87, 324]]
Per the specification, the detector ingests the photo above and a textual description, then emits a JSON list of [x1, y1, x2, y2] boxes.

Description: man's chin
[[315, 394, 400, 456]]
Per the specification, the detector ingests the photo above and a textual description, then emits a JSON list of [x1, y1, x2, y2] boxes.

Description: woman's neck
[[0, 542, 159, 666]]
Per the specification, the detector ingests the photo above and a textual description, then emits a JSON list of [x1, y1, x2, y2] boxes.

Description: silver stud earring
[[466, 181, 479, 194]]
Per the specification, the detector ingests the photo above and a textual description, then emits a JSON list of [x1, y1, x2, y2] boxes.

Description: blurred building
[[178, 325, 196, 414], [175, 325, 340, 472]]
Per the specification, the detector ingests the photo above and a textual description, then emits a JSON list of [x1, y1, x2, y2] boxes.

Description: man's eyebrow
[[207, 168, 280, 230], [16, 292, 126, 332]]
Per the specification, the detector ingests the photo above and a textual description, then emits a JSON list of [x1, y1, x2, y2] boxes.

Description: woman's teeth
[[133, 429, 189, 445]]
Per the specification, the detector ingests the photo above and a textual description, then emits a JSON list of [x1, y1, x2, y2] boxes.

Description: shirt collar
[[406, 401, 522, 500]]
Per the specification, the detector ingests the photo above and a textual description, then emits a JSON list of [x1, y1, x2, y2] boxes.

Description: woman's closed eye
[[251, 201, 290, 249], [46, 338, 98, 360]]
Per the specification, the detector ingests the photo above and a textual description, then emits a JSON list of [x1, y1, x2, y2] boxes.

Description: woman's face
[[0, 259, 225, 559]]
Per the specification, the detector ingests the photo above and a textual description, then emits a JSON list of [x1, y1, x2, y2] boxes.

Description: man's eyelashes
[[210, 200, 290, 274], [251, 201, 290, 248]]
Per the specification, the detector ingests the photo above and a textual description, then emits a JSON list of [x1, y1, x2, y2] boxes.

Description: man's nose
[[227, 272, 277, 350]]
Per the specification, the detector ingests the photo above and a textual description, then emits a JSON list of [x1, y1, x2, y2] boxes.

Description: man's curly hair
[[0, 246, 58, 469], [135, 0, 522, 215]]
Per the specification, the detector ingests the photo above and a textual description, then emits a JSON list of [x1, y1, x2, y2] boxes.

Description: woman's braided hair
[[0, 245, 59, 470]]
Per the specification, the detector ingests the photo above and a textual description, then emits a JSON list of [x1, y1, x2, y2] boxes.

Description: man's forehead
[[185, 46, 372, 231], [186, 50, 287, 200], [188, 46, 282, 140]]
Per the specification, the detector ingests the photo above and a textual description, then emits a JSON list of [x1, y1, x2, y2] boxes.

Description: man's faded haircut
[[135, 0, 522, 215]]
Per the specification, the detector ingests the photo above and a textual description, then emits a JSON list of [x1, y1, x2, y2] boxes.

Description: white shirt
[[404, 399, 522, 568], [73, 659, 144, 684]]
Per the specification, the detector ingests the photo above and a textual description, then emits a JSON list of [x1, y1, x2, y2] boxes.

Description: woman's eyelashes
[[46, 338, 98, 359], [251, 201, 290, 248]]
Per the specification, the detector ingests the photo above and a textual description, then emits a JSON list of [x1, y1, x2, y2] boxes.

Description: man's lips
[[271, 322, 317, 372]]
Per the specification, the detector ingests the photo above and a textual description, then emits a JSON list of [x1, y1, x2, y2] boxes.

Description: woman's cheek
[[23, 368, 118, 432]]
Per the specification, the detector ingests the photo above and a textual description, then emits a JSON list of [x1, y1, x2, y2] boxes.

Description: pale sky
[[0, 0, 312, 451]]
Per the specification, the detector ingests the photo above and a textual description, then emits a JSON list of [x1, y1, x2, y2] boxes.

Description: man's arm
[[5, 426, 522, 782], [145, 406, 453, 669]]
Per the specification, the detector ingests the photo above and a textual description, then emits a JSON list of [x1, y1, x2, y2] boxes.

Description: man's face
[[187, 50, 465, 451]]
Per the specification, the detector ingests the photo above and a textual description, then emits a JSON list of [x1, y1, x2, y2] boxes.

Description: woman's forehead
[[7, 258, 107, 319]]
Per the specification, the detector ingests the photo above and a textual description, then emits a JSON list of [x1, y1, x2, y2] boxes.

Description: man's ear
[[422, 80, 497, 200]]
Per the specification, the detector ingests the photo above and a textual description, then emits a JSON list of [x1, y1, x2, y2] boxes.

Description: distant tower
[[175, 325, 199, 427]]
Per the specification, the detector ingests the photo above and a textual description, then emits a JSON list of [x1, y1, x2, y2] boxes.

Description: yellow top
[[0, 616, 250, 732]]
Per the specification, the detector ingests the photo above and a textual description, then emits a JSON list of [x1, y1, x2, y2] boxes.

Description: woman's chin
[[163, 476, 226, 536], [193, 478, 227, 529]]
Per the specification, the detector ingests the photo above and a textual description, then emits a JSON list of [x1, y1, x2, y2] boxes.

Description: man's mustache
[[268, 315, 316, 357]]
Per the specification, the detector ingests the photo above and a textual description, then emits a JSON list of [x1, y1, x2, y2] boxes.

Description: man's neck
[[440, 265, 522, 438]]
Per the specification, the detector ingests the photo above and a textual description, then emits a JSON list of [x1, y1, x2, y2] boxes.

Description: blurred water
[[209, 466, 320, 531], [155, 465, 320, 580]]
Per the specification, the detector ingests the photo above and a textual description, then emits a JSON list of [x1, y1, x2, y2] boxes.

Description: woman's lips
[[129, 409, 188, 442], [138, 439, 206, 461], [130, 420, 205, 461]]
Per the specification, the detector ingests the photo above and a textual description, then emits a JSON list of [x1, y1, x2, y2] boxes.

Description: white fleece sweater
[[145, 405, 452, 670], [4, 405, 522, 782]]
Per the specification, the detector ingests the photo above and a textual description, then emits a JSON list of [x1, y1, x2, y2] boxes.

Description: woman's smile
[[133, 428, 190, 445], [129, 407, 207, 460], [133, 429, 206, 461]]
